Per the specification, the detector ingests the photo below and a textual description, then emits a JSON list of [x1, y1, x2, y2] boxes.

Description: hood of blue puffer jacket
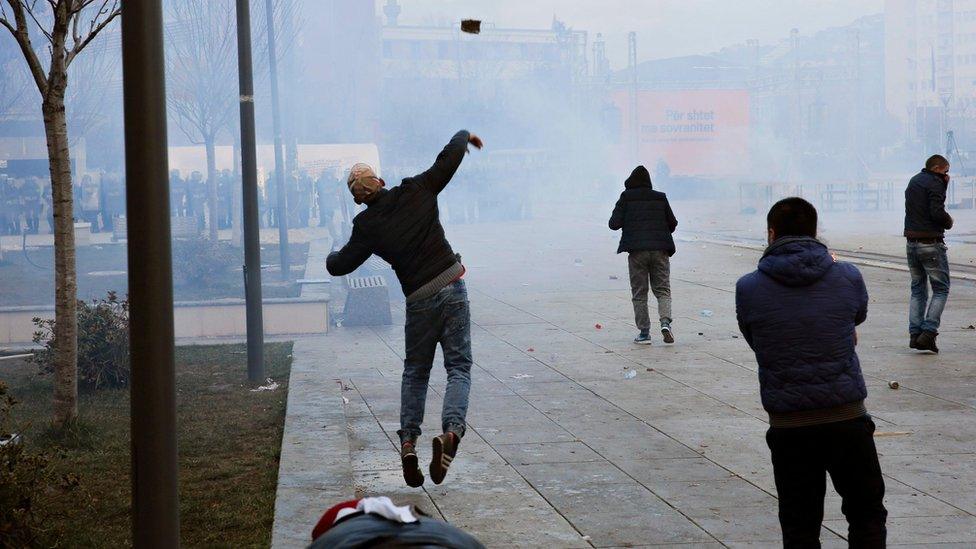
[[758, 236, 834, 287]]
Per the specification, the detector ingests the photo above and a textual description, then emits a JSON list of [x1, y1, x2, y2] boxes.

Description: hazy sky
[[385, 0, 884, 68]]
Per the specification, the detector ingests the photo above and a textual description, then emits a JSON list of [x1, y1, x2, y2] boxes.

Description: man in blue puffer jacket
[[735, 197, 887, 548]]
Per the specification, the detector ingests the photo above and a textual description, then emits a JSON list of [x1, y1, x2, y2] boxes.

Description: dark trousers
[[766, 415, 887, 548]]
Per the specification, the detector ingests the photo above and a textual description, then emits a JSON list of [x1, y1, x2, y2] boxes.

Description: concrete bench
[[171, 216, 199, 239], [343, 275, 392, 326], [112, 216, 128, 242], [358, 257, 403, 300]]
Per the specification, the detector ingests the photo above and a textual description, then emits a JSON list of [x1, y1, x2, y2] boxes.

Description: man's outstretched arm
[[415, 130, 483, 194], [326, 226, 372, 276]]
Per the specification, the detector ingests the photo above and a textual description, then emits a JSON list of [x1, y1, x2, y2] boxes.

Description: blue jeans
[[907, 241, 950, 334], [397, 279, 472, 444]]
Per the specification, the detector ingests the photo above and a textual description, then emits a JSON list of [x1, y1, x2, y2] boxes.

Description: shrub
[[171, 237, 238, 288], [31, 291, 130, 390], [0, 381, 73, 547]]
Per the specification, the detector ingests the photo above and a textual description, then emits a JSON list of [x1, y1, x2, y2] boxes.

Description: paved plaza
[[272, 203, 976, 548]]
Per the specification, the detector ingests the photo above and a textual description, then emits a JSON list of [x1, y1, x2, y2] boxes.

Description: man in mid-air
[[327, 130, 483, 488]]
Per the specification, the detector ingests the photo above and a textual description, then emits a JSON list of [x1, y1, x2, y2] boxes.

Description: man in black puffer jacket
[[736, 197, 886, 547], [609, 165, 678, 345], [327, 130, 483, 489]]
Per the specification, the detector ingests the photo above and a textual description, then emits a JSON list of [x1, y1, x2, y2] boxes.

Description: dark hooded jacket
[[609, 166, 678, 255], [904, 168, 954, 238], [735, 237, 869, 415], [326, 131, 469, 297]]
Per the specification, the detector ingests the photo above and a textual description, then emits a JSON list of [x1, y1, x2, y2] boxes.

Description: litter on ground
[[251, 378, 279, 392]]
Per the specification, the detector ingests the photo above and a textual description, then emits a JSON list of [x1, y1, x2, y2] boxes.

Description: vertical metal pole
[[237, 0, 266, 383], [265, 0, 290, 281], [628, 31, 638, 166], [121, 1, 180, 545]]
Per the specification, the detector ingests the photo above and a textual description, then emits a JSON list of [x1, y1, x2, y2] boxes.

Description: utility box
[[343, 275, 392, 326]]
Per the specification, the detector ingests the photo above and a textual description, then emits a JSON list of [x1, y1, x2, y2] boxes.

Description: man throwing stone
[[327, 130, 483, 488]]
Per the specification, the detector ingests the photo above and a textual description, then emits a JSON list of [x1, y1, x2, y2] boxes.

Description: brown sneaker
[[401, 441, 424, 488], [429, 432, 458, 485]]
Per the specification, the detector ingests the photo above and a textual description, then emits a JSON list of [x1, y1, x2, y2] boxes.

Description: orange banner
[[612, 89, 750, 177]]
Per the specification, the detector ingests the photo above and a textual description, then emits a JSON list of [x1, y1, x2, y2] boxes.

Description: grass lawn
[[0, 242, 308, 307], [1, 342, 293, 548]]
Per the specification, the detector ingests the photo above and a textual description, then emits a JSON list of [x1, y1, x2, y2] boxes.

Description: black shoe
[[634, 331, 652, 345], [661, 326, 675, 344], [909, 334, 919, 349], [915, 331, 939, 354], [430, 432, 458, 485], [401, 441, 424, 488]]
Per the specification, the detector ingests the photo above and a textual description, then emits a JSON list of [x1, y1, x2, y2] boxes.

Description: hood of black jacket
[[625, 166, 652, 189], [758, 236, 834, 287]]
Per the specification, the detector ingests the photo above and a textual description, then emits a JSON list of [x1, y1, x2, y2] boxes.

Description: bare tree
[[165, 0, 237, 242], [166, 0, 295, 244], [0, 0, 121, 427], [65, 28, 118, 146]]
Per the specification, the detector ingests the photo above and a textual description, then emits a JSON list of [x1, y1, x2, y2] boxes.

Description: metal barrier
[[739, 181, 897, 213]]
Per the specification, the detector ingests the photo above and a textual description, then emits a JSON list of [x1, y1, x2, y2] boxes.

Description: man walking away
[[609, 165, 678, 345], [736, 197, 887, 548], [327, 130, 483, 488], [905, 155, 954, 353]]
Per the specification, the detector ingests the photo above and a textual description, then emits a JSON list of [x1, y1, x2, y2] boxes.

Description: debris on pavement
[[461, 19, 481, 34], [609, 275, 619, 280], [888, 380, 900, 390], [874, 431, 912, 438], [594, 323, 602, 330], [527, 347, 535, 352], [573, 258, 583, 267], [700, 309, 714, 317], [511, 374, 534, 380], [624, 370, 637, 379]]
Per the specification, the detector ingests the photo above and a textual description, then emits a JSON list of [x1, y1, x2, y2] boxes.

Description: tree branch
[[65, 0, 118, 66], [23, 0, 54, 43], [1, 0, 49, 94]]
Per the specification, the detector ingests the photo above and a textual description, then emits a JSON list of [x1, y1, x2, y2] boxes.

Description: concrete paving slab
[[273, 208, 976, 547], [494, 441, 605, 465]]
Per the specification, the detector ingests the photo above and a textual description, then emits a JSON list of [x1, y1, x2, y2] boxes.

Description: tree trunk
[[205, 136, 219, 241], [43, 93, 78, 427]]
